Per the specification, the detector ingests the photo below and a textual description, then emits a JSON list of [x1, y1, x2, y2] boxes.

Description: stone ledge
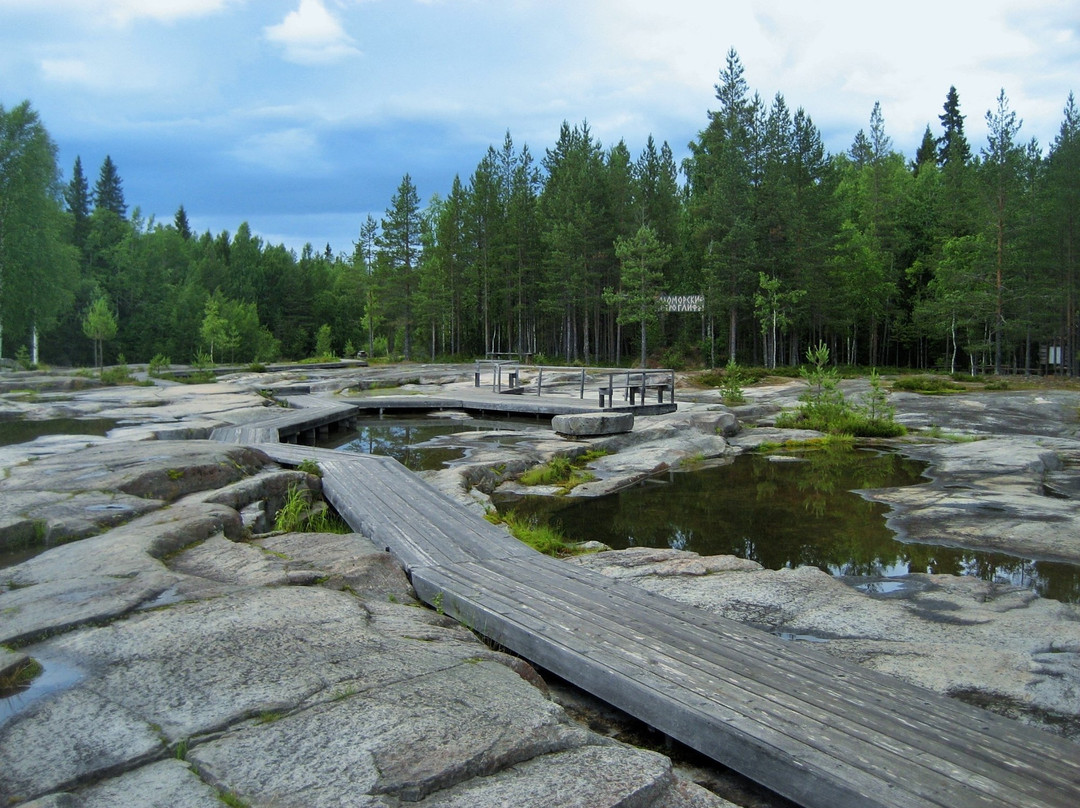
[[551, 412, 634, 437]]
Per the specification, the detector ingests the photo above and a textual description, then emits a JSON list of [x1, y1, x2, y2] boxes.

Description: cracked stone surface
[[0, 415, 732, 808]]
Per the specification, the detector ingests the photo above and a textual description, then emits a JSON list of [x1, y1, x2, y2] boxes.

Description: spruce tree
[[93, 155, 126, 217], [65, 156, 92, 253], [174, 204, 192, 239]]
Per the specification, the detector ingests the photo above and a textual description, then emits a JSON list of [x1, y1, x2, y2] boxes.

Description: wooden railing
[[473, 362, 675, 407]]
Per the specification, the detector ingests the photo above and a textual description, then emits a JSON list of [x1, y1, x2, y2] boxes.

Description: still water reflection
[[0, 418, 116, 447], [326, 415, 541, 471], [496, 447, 1080, 604]]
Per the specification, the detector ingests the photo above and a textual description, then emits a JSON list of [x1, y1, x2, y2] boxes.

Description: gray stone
[[188, 661, 592, 806], [253, 531, 418, 603], [552, 412, 634, 437], [0, 688, 163, 803], [75, 759, 221, 808], [573, 548, 1080, 739], [0, 502, 242, 645], [412, 744, 729, 808]]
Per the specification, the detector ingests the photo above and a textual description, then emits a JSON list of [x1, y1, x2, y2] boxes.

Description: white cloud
[[105, 0, 239, 24], [265, 0, 361, 65], [232, 127, 328, 173], [0, 0, 240, 25], [39, 58, 95, 85]]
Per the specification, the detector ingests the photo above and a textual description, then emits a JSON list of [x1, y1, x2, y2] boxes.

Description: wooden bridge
[[237, 419, 1080, 808]]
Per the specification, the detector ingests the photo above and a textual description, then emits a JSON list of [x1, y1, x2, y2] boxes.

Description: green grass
[[218, 790, 251, 808], [775, 409, 907, 437], [487, 509, 584, 556], [0, 656, 43, 695], [518, 455, 597, 493], [922, 425, 983, 442]]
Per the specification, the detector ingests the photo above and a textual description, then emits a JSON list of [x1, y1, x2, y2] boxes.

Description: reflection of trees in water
[[494, 448, 1080, 603]]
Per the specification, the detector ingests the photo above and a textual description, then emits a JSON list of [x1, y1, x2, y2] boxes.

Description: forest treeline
[[1, 50, 1078, 373]]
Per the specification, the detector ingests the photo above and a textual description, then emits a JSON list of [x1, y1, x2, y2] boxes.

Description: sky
[[2, 0, 1077, 257]]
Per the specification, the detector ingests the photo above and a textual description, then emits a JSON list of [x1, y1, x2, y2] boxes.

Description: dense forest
[[1, 50, 1078, 374]]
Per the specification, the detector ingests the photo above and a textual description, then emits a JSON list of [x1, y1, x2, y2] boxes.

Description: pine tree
[[607, 225, 671, 368], [1046, 94, 1080, 375], [379, 174, 422, 360], [981, 89, 1024, 373]]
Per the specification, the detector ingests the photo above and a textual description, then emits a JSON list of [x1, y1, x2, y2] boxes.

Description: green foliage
[[777, 347, 905, 437], [273, 483, 348, 533], [99, 362, 135, 385], [274, 485, 311, 532], [10, 76, 1080, 377], [0, 656, 43, 694], [296, 458, 322, 477], [14, 345, 35, 370], [518, 455, 596, 493], [314, 323, 334, 359], [798, 341, 846, 423], [147, 354, 171, 376], [859, 368, 895, 422], [719, 358, 746, 404], [891, 375, 966, 394], [217, 789, 251, 808], [489, 510, 581, 556], [82, 295, 118, 370]]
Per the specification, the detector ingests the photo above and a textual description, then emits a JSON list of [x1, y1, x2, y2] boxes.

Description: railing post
[[537, 367, 543, 396], [579, 368, 585, 399]]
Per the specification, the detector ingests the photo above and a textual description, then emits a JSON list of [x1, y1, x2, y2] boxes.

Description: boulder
[[551, 412, 633, 437]]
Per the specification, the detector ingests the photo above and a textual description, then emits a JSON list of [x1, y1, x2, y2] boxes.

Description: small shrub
[[892, 375, 965, 394], [297, 458, 322, 477], [719, 358, 746, 404], [14, 346, 35, 371], [148, 354, 171, 376], [660, 346, 686, 371], [100, 364, 135, 385]]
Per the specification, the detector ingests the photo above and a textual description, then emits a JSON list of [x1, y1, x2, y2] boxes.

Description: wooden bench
[[599, 382, 672, 407]]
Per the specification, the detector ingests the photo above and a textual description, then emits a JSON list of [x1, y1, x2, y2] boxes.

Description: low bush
[[892, 375, 965, 394]]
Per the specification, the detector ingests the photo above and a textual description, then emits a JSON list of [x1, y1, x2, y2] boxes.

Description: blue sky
[[2, 0, 1077, 256]]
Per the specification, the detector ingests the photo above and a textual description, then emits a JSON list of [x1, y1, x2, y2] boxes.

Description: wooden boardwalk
[[253, 441, 1080, 808]]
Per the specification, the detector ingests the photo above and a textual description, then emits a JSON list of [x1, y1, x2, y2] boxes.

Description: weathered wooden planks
[[229, 412, 1080, 808], [411, 556, 1079, 808]]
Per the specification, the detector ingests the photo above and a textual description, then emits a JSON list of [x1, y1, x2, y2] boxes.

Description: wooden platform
[[253, 441, 1080, 808]]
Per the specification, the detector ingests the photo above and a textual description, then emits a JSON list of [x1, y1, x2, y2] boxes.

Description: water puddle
[[0, 656, 83, 727], [495, 446, 1080, 603], [0, 417, 117, 447], [323, 413, 547, 471]]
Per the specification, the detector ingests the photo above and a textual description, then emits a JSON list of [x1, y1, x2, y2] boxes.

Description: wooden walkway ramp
[[253, 441, 1080, 808], [210, 395, 358, 444]]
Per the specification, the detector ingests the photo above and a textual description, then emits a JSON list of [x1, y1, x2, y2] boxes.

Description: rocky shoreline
[[2, 365, 1079, 806]]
